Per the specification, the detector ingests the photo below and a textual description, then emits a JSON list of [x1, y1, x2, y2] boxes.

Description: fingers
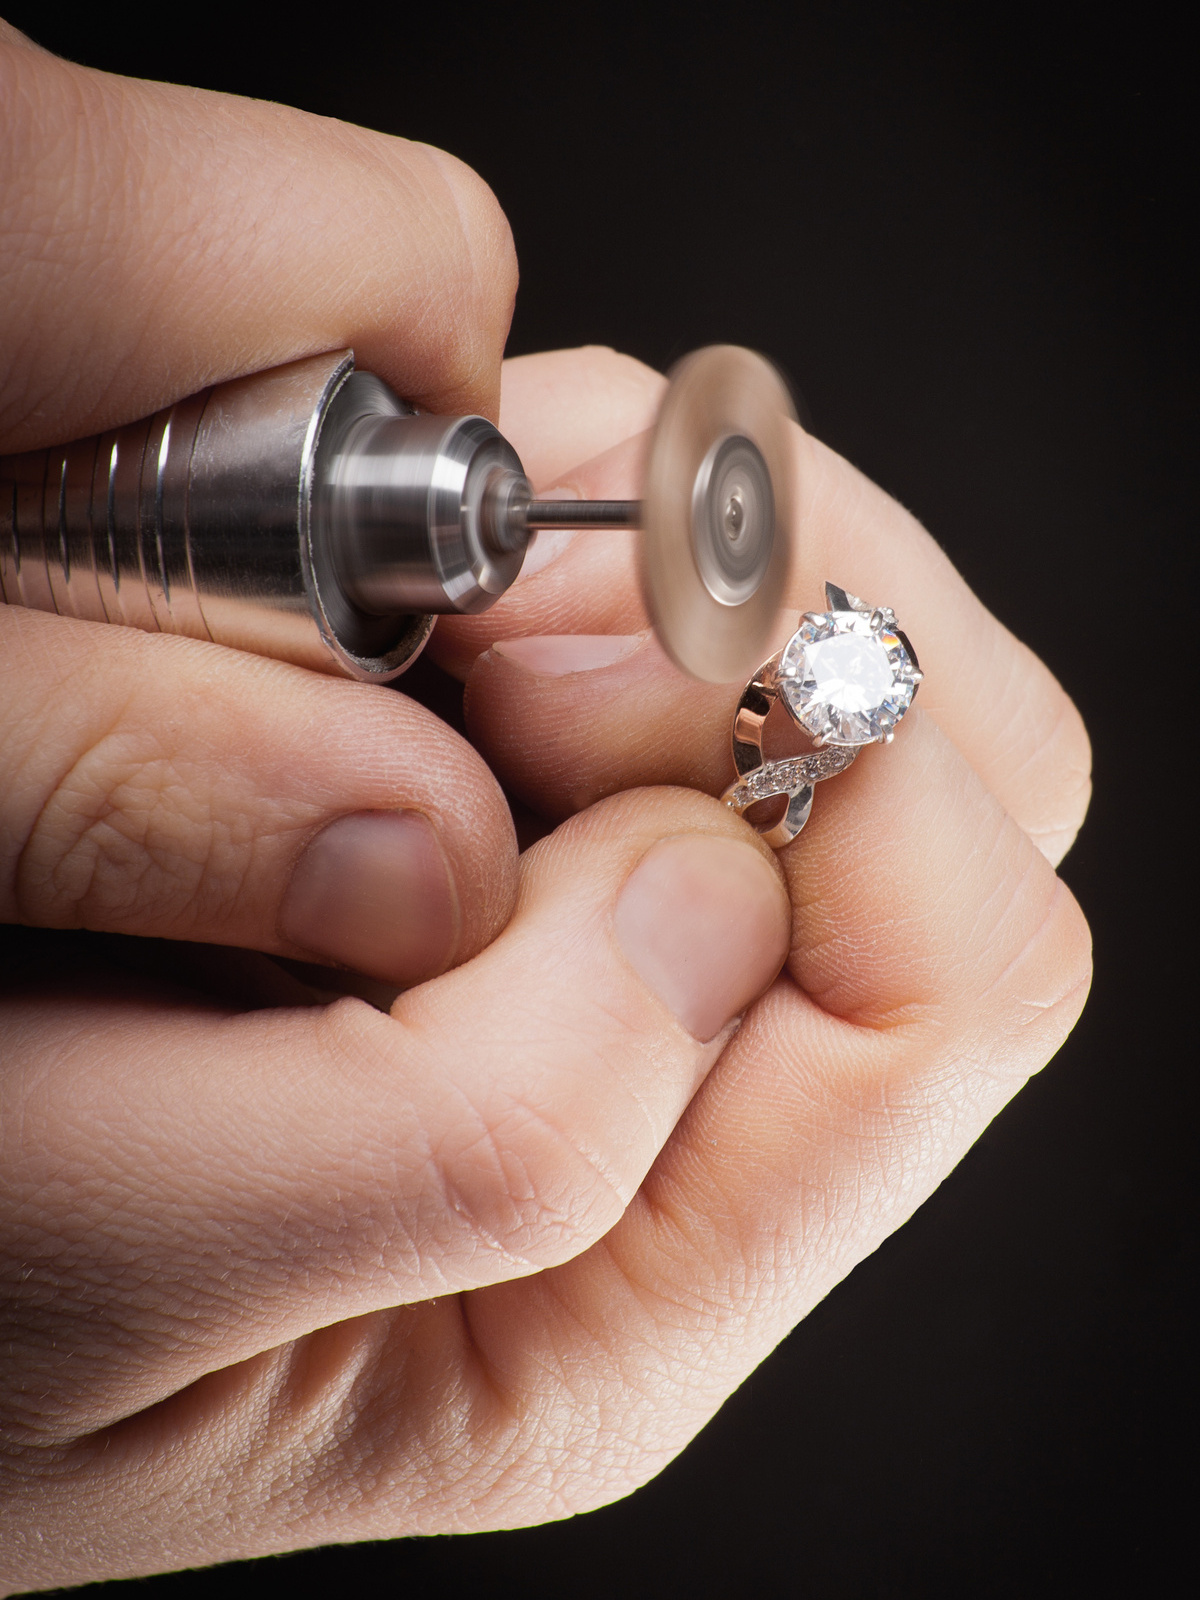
[[0, 787, 788, 1445], [4, 715, 1091, 1580], [500, 345, 667, 490], [556, 721, 1092, 1472], [0, 607, 516, 984], [436, 350, 1090, 858], [359, 717, 1092, 1536], [0, 28, 516, 450]]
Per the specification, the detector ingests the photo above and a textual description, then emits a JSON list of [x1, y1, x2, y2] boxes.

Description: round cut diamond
[[778, 607, 919, 744]]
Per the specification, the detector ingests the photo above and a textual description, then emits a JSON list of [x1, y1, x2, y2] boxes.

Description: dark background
[[8, 1, 1194, 1594]]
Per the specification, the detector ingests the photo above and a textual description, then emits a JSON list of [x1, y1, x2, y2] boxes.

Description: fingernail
[[614, 836, 789, 1042], [279, 811, 459, 986], [492, 634, 644, 675], [520, 527, 578, 576]]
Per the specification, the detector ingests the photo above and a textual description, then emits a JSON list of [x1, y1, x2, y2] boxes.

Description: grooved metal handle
[[0, 350, 434, 681], [0, 393, 210, 639]]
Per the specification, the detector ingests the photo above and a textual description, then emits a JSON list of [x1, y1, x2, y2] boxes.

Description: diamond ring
[[721, 583, 922, 849]]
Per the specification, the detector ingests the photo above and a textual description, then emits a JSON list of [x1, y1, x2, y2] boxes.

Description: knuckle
[[977, 840, 1093, 1057], [352, 136, 516, 413], [413, 143, 517, 329], [1027, 874, 1093, 1017], [425, 1087, 630, 1271], [13, 727, 256, 934], [318, 1003, 632, 1281], [572, 344, 667, 393], [984, 639, 1094, 862], [1024, 698, 1093, 864]]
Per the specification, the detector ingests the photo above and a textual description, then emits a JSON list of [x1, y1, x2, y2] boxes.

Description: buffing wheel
[[640, 345, 797, 683]]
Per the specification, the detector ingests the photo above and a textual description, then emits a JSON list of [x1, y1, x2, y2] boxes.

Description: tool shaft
[[524, 500, 640, 529]]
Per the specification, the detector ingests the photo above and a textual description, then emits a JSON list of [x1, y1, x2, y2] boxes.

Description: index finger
[[0, 25, 517, 451]]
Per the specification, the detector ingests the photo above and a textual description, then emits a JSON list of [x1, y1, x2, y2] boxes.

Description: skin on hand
[[0, 20, 517, 448], [0, 26, 1092, 1593]]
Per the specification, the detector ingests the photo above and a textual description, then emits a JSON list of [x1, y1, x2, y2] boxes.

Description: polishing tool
[[0, 344, 797, 685]]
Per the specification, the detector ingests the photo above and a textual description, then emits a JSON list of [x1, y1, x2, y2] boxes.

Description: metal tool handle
[[0, 351, 433, 680]]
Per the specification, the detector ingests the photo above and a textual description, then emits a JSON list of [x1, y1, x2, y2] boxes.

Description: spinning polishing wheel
[[641, 345, 796, 683]]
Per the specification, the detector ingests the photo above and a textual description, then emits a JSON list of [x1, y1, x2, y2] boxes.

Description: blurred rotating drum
[[641, 344, 797, 683]]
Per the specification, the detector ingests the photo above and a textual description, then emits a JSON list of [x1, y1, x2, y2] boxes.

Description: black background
[[7, 1, 1195, 1594]]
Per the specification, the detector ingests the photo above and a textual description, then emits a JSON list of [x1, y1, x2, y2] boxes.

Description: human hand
[[0, 23, 1092, 1592], [0, 30, 793, 1588]]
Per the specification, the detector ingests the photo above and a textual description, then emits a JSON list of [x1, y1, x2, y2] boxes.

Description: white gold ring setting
[[721, 583, 922, 849]]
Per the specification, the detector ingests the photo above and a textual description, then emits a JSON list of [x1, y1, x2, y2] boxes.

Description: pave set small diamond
[[728, 746, 859, 808]]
